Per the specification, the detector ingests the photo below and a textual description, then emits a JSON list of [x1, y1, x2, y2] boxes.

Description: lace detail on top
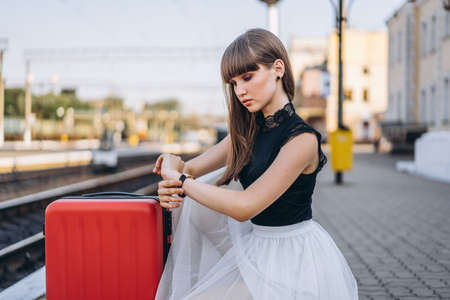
[[256, 102, 295, 132], [280, 122, 328, 174]]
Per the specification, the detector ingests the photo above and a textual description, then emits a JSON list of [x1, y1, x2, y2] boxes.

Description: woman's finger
[[159, 201, 181, 210], [158, 192, 184, 200], [155, 155, 166, 173], [158, 180, 182, 188], [159, 194, 184, 203], [158, 194, 184, 202], [153, 156, 163, 174], [159, 196, 184, 203], [158, 187, 184, 195], [168, 196, 184, 202]]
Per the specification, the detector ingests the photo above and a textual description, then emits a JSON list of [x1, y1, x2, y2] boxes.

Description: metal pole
[[335, 0, 345, 184], [24, 60, 32, 145], [0, 50, 4, 147], [268, 3, 279, 36], [258, 0, 281, 37], [338, 0, 344, 129]]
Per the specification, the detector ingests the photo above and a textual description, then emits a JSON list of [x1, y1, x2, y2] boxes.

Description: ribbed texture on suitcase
[[45, 199, 164, 300]]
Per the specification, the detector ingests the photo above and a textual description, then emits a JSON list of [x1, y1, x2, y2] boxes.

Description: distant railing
[[0, 151, 92, 173]]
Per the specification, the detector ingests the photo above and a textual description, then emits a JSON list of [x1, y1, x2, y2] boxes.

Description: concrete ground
[[313, 152, 450, 300]]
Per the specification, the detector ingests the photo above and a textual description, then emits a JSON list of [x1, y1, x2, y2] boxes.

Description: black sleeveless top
[[238, 102, 327, 226]]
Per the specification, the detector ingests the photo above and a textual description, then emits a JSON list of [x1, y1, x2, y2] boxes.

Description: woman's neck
[[261, 91, 290, 118]]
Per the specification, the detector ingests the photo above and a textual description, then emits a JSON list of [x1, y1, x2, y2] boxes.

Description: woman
[[153, 28, 358, 300]]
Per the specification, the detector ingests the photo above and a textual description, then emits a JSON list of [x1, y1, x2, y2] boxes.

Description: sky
[[0, 0, 406, 116]]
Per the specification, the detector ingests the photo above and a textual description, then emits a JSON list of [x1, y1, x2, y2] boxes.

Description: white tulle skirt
[[155, 167, 358, 300]]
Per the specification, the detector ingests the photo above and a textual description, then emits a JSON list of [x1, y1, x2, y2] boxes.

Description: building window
[[345, 89, 353, 101], [431, 15, 437, 52], [398, 30, 402, 63], [420, 90, 427, 123], [421, 21, 428, 57], [388, 92, 394, 119], [363, 88, 369, 102], [362, 66, 370, 75], [430, 85, 436, 124], [389, 32, 394, 66], [446, 11, 450, 37], [444, 78, 449, 123]]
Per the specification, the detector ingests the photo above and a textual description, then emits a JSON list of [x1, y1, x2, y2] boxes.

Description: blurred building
[[385, 0, 450, 130], [288, 37, 328, 137], [384, 0, 450, 181], [289, 37, 328, 82], [293, 64, 329, 140], [327, 29, 388, 142]]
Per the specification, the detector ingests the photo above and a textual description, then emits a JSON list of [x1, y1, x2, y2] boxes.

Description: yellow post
[[330, 129, 353, 173], [128, 134, 139, 147]]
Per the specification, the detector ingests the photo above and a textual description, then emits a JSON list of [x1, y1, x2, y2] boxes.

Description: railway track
[[0, 151, 161, 201], [0, 153, 197, 292]]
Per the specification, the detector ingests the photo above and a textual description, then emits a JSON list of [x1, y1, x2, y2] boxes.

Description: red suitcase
[[44, 192, 171, 300]]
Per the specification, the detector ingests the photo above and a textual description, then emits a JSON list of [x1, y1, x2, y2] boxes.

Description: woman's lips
[[242, 99, 252, 106]]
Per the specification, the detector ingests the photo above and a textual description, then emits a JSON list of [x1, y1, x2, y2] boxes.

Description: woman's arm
[[162, 132, 317, 222], [183, 134, 230, 178]]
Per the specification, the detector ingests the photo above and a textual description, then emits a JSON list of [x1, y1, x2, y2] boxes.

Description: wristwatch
[[178, 173, 194, 198]]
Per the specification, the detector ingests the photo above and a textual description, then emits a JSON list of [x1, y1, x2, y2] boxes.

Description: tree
[[143, 98, 180, 111], [102, 96, 125, 112], [4, 88, 94, 119], [5, 88, 25, 117]]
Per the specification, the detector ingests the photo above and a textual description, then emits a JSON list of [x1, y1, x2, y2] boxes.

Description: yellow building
[[327, 29, 388, 142]]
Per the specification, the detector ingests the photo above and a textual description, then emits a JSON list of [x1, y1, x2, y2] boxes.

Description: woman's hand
[[153, 154, 184, 176], [158, 179, 185, 210]]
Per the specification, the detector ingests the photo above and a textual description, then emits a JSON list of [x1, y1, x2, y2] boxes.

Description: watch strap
[[178, 173, 194, 198]]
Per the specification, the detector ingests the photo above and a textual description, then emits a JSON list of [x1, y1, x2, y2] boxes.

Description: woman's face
[[229, 64, 277, 113]]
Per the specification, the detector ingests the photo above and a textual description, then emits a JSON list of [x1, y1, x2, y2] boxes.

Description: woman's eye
[[243, 75, 252, 81]]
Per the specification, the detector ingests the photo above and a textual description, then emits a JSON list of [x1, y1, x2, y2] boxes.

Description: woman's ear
[[273, 59, 285, 79]]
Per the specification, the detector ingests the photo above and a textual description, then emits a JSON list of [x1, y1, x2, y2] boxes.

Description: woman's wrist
[[163, 169, 182, 181], [182, 163, 194, 177]]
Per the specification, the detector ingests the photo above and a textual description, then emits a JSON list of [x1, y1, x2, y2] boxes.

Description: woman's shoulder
[[281, 114, 327, 173], [286, 113, 309, 129], [281, 114, 321, 143]]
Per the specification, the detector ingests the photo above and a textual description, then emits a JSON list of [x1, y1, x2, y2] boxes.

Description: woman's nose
[[236, 84, 247, 97]]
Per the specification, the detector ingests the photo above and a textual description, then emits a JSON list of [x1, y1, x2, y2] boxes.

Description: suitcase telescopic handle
[[81, 192, 146, 197]]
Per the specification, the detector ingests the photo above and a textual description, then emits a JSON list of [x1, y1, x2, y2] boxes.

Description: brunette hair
[[215, 28, 295, 186]]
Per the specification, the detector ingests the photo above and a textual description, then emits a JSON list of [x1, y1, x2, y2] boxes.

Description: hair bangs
[[221, 38, 259, 84]]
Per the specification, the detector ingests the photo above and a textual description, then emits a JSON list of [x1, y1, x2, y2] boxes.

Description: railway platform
[[1, 149, 449, 300]]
